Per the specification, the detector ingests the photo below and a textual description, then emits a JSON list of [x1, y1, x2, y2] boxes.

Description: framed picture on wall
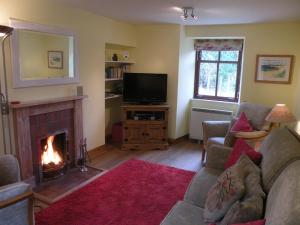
[[48, 51, 63, 69], [255, 55, 294, 84]]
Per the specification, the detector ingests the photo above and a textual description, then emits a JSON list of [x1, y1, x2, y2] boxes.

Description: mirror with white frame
[[10, 19, 79, 88]]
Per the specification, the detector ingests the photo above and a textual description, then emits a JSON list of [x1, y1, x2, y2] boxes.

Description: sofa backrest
[[237, 102, 271, 130], [264, 160, 300, 225], [259, 128, 300, 192]]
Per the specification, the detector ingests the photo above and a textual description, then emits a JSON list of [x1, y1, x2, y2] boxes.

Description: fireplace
[[11, 96, 86, 185], [39, 131, 68, 182]]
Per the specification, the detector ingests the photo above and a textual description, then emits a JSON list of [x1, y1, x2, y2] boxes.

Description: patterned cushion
[[204, 155, 258, 223], [220, 162, 265, 225]]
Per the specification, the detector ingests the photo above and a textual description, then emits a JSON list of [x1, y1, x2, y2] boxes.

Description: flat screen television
[[123, 73, 167, 104]]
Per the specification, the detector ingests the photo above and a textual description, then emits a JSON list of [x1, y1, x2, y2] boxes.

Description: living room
[[1, 0, 300, 225]]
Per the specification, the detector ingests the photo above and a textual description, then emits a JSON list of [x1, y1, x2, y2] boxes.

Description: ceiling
[[55, 0, 300, 25]]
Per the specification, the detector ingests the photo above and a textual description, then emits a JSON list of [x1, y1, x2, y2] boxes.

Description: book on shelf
[[105, 65, 130, 79]]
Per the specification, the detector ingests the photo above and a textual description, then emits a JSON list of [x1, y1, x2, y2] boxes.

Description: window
[[194, 39, 244, 102]]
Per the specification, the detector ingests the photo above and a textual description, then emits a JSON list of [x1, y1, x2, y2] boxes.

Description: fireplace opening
[[39, 132, 68, 181]]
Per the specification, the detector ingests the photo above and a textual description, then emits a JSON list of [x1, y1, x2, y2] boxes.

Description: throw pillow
[[231, 112, 253, 132], [231, 219, 265, 225], [220, 165, 265, 225], [224, 138, 262, 169], [203, 156, 247, 222], [204, 155, 261, 223], [220, 196, 264, 225]]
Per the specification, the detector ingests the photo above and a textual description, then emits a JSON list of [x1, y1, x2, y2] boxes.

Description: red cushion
[[224, 138, 262, 169], [210, 219, 265, 225], [231, 219, 266, 225], [231, 112, 253, 132]]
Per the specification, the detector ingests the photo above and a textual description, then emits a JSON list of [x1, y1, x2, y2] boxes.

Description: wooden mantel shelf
[[10, 95, 88, 109]]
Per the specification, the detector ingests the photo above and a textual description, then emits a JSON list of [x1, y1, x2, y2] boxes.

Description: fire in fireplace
[[39, 132, 68, 181]]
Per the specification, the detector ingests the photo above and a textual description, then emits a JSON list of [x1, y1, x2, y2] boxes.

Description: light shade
[[266, 104, 296, 123], [0, 25, 14, 37]]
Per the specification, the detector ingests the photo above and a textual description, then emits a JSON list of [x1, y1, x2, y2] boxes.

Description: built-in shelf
[[105, 61, 136, 64], [105, 78, 123, 82], [105, 94, 122, 100]]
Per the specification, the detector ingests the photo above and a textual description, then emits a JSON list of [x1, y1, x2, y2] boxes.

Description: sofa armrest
[[202, 121, 231, 147], [205, 144, 232, 170]]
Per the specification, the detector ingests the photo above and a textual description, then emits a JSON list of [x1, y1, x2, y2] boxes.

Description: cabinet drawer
[[123, 125, 144, 143]]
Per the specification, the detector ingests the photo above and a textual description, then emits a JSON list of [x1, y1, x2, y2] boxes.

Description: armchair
[[0, 155, 34, 225], [202, 102, 272, 162]]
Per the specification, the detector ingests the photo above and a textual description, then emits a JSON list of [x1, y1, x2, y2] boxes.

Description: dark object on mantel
[[10, 101, 21, 104]]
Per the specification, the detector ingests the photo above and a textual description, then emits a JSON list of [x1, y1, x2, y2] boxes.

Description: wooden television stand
[[121, 104, 169, 151]]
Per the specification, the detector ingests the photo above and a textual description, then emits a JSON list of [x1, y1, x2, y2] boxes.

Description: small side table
[[234, 131, 269, 151]]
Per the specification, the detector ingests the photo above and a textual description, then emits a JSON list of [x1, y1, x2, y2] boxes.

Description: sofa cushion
[[259, 128, 300, 192], [204, 155, 260, 223], [220, 171, 265, 225], [220, 196, 264, 225], [264, 161, 300, 225], [159, 201, 206, 225], [184, 167, 222, 208], [224, 139, 262, 169], [231, 112, 253, 132]]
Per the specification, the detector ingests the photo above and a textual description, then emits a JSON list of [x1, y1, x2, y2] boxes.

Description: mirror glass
[[18, 30, 74, 80], [10, 19, 79, 88]]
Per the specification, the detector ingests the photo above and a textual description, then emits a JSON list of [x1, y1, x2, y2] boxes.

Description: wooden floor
[[88, 139, 203, 172], [34, 138, 203, 207]]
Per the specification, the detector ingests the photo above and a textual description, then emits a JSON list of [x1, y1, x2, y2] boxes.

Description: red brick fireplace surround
[[11, 96, 86, 184]]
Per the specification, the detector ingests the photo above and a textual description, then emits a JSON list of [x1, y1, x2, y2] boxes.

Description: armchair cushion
[[203, 121, 231, 147], [207, 137, 225, 148], [231, 112, 253, 132]]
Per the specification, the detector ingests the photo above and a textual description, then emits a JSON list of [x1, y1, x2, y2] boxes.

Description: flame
[[41, 135, 62, 165]]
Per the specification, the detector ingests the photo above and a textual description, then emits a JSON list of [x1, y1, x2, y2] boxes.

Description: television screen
[[123, 73, 167, 103]]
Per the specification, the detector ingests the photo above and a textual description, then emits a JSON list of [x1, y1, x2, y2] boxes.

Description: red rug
[[35, 159, 195, 225]]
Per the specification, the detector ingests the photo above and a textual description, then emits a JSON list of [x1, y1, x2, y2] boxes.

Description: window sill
[[192, 98, 239, 105]]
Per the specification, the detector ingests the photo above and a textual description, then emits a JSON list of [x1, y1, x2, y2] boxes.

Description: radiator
[[189, 107, 233, 140]]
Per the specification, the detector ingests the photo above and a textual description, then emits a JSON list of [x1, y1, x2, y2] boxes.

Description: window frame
[[194, 49, 243, 102]]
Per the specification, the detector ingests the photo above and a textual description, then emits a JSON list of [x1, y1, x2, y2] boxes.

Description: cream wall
[[175, 26, 195, 137], [186, 22, 300, 118], [132, 24, 181, 139], [0, 0, 136, 153]]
